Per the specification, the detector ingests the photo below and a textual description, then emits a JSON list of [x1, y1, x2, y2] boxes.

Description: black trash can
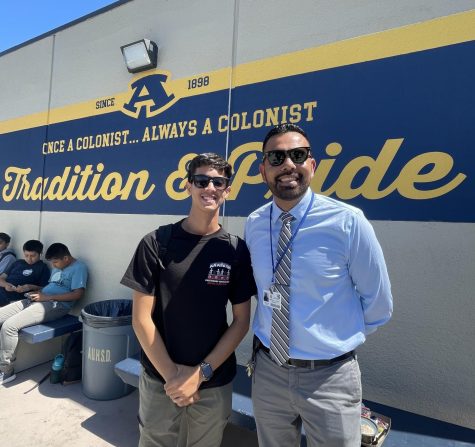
[[81, 299, 140, 400]]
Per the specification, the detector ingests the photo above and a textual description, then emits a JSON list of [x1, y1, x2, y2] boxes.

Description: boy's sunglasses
[[263, 147, 311, 167], [191, 174, 230, 190]]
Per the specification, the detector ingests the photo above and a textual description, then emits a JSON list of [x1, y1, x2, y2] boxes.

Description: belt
[[256, 340, 355, 368]]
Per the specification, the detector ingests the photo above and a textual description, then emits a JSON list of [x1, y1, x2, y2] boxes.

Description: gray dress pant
[[252, 350, 362, 447]]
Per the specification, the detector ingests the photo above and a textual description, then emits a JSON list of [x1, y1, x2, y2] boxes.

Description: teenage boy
[[0, 233, 16, 275], [121, 153, 256, 447], [0, 243, 88, 385], [0, 240, 50, 307]]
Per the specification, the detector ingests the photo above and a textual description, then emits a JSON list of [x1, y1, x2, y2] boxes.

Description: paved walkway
[[0, 362, 258, 447]]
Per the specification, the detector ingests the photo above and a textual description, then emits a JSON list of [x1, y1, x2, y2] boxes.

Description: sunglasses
[[191, 174, 230, 190], [263, 147, 312, 167]]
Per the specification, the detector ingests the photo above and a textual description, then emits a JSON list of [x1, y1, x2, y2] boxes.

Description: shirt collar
[[272, 188, 314, 225]]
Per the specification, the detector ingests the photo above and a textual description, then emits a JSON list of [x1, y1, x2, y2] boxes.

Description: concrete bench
[[115, 356, 475, 447], [19, 314, 82, 343], [114, 354, 141, 388]]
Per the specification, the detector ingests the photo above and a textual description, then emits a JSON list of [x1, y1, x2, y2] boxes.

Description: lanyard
[[270, 193, 314, 280]]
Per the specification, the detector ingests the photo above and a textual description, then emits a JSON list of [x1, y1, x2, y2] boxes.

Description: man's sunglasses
[[191, 174, 230, 190], [263, 147, 312, 167]]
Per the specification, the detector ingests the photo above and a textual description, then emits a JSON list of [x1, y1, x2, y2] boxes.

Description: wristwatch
[[199, 361, 214, 381]]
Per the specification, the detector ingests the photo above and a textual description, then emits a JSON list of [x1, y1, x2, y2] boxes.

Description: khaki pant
[[138, 370, 232, 447], [0, 299, 69, 372], [252, 350, 362, 447]]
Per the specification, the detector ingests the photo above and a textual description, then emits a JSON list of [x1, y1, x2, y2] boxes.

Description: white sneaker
[[0, 370, 16, 385]]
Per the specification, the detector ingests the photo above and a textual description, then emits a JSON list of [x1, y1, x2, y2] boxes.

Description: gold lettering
[[240, 112, 252, 130], [326, 139, 403, 199], [396, 152, 466, 199], [265, 107, 279, 127], [2, 164, 155, 202], [202, 118, 212, 134], [2, 167, 30, 201], [142, 127, 151, 142], [226, 138, 466, 202], [303, 101, 317, 121], [218, 115, 228, 132], [289, 104, 302, 123], [227, 142, 264, 200], [159, 123, 171, 139]]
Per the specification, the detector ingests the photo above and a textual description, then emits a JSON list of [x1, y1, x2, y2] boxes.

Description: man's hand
[[164, 364, 202, 401]]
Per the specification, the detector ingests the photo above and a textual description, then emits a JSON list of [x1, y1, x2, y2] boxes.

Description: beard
[[267, 172, 309, 202]]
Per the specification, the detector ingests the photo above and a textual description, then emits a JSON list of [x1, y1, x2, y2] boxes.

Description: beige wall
[[1, 0, 474, 429]]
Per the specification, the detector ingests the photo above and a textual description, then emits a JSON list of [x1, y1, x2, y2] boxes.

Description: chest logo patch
[[205, 262, 231, 286], [22, 269, 33, 276]]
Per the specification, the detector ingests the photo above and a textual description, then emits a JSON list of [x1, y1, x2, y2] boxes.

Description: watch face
[[200, 362, 213, 380]]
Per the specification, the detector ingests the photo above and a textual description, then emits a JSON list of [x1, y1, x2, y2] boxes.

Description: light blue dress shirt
[[245, 189, 393, 360]]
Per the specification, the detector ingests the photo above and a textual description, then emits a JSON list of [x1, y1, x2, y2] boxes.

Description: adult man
[[0, 243, 87, 385], [0, 239, 50, 306], [245, 124, 393, 446], [0, 233, 16, 275], [121, 153, 256, 447]]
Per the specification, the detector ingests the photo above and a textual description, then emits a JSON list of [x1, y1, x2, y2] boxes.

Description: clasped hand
[[164, 364, 202, 407]]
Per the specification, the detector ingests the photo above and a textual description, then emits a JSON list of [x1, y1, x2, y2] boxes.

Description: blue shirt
[[0, 249, 16, 274], [43, 259, 88, 310], [245, 189, 393, 360]]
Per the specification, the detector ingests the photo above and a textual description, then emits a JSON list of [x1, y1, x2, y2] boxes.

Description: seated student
[[0, 242, 88, 385], [0, 233, 16, 275], [0, 240, 50, 307]]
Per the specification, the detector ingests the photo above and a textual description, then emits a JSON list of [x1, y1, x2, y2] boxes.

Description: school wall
[[1, 0, 474, 429]]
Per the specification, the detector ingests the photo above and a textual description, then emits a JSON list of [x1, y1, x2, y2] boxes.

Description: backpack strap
[[228, 233, 239, 251], [228, 233, 241, 269], [155, 224, 174, 270]]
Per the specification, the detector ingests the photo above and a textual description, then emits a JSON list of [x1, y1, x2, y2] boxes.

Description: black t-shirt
[[2, 259, 50, 302], [121, 221, 256, 388]]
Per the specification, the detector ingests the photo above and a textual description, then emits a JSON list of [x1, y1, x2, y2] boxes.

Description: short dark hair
[[187, 153, 232, 181], [0, 232, 11, 244], [45, 243, 71, 260], [23, 240, 43, 254], [262, 124, 310, 151]]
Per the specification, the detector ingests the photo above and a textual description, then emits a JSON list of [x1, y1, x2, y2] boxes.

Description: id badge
[[263, 285, 282, 310]]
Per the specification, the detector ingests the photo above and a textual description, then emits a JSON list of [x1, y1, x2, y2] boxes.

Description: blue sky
[[0, 0, 120, 53]]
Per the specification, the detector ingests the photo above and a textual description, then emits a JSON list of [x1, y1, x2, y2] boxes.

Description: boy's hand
[[172, 391, 200, 407], [164, 364, 202, 401], [5, 283, 16, 292], [29, 292, 47, 302]]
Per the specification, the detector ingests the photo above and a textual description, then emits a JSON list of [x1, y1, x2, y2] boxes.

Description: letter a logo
[[122, 71, 178, 119]]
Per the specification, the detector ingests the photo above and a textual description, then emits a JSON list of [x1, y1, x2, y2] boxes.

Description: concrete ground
[[0, 362, 258, 447]]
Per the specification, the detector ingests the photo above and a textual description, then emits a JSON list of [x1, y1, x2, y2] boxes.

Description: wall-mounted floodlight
[[120, 39, 158, 73]]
